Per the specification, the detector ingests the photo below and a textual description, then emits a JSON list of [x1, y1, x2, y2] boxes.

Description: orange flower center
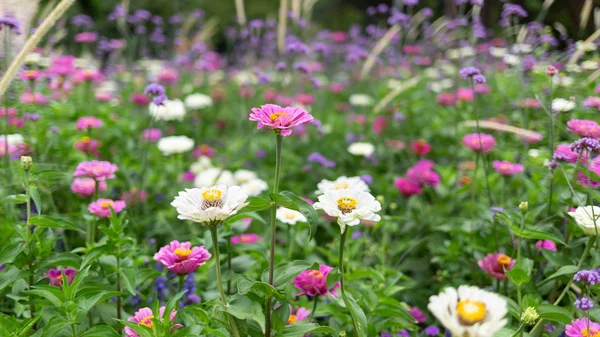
[[269, 112, 287, 121], [581, 328, 600, 337], [287, 314, 298, 324], [497, 254, 511, 265], [100, 201, 113, 209], [240, 235, 254, 243], [140, 315, 154, 328], [174, 247, 192, 258], [337, 197, 357, 214], [81, 136, 91, 143], [456, 299, 486, 325], [308, 270, 324, 278]]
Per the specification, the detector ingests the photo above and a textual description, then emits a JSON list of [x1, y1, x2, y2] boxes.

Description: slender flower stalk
[[116, 248, 122, 320], [547, 77, 555, 216], [339, 229, 361, 337], [22, 158, 35, 321]]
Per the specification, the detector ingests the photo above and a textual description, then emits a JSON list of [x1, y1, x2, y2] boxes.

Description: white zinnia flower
[[171, 185, 248, 224], [348, 94, 374, 107], [348, 142, 375, 157], [149, 99, 187, 121], [313, 188, 381, 233], [157, 136, 194, 156], [568, 206, 600, 236], [184, 93, 213, 110], [489, 47, 507, 58], [194, 168, 235, 188], [240, 178, 268, 196], [316, 176, 370, 195], [276, 207, 307, 225], [553, 75, 574, 87], [551, 98, 575, 112], [234, 170, 258, 184], [581, 60, 599, 71], [428, 285, 508, 337], [1, 134, 24, 146], [190, 156, 213, 174]]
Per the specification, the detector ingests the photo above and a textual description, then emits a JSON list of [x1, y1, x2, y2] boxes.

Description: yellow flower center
[[240, 235, 254, 243], [56, 274, 63, 281], [335, 182, 349, 189], [269, 112, 287, 121], [500, 164, 509, 170], [202, 189, 222, 201], [497, 254, 511, 265], [456, 299, 487, 325], [308, 270, 324, 278], [581, 328, 600, 337], [92, 166, 103, 172], [100, 201, 113, 209], [284, 212, 297, 219], [337, 197, 358, 214], [81, 136, 91, 143], [140, 315, 154, 328], [287, 314, 298, 324], [26, 70, 37, 77], [174, 247, 192, 258]]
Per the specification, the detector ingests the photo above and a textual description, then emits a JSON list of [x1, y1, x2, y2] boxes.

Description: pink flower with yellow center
[[44, 268, 77, 288], [567, 119, 600, 138], [76, 116, 103, 130], [124, 307, 177, 337], [154, 240, 211, 275], [292, 265, 340, 297], [73, 160, 118, 181], [249, 104, 314, 136], [565, 318, 600, 337], [230, 234, 263, 245], [71, 177, 107, 197], [492, 160, 524, 176], [287, 307, 311, 325], [88, 198, 126, 218], [462, 133, 496, 153], [478, 253, 515, 280]]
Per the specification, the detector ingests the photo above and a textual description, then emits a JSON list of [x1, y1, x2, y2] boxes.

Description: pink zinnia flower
[[142, 128, 162, 142], [372, 116, 387, 135], [577, 157, 600, 188], [95, 92, 112, 101], [462, 133, 496, 153], [124, 307, 177, 337], [73, 160, 118, 180], [20, 91, 49, 105], [409, 307, 427, 323], [73, 69, 104, 83], [0, 107, 16, 117], [74, 137, 100, 156], [406, 161, 440, 187], [474, 83, 490, 94], [296, 93, 314, 105], [231, 234, 263, 244], [249, 104, 314, 136], [154, 240, 211, 275], [478, 253, 515, 280], [436, 92, 457, 106], [553, 144, 580, 163], [131, 93, 151, 106], [44, 268, 76, 288], [71, 177, 107, 197], [88, 198, 126, 218], [567, 119, 600, 138], [583, 96, 600, 110], [492, 160, 524, 176], [121, 189, 148, 205], [287, 307, 311, 325], [293, 265, 340, 297], [74, 32, 97, 43], [193, 144, 216, 158], [456, 88, 474, 101], [329, 83, 344, 93], [535, 240, 557, 252], [76, 116, 102, 130], [410, 139, 431, 156], [157, 68, 179, 85], [394, 177, 423, 197], [239, 86, 256, 98], [565, 318, 600, 337], [403, 44, 422, 55], [517, 98, 541, 109], [19, 70, 43, 81]]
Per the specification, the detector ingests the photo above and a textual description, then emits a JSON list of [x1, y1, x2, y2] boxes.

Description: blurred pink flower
[[76, 116, 102, 130], [287, 307, 310, 325], [293, 265, 340, 297], [372, 116, 387, 135], [249, 104, 314, 136], [193, 144, 216, 158], [74, 160, 117, 180], [88, 199, 126, 218], [71, 177, 107, 197], [121, 189, 148, 205], [474, 83, 490, 94], [44, 268, 76, 288], [329, 83, 344, 93], [567, 119, 600, 138], [158, 68, 179, 85], [492, 160, 524, 176], [231, 234, 263, 244], [478, 253, 515, 280], [437, 92, 457, 106], [553, 144, 580, 163], [296, 93, 314, 105], [124, 307, 177, 337], [74, 137, 100, 156], [462, 133, 496, 153], [74, 32, 97, 43], [154, 240, 211, 275], [142, 128, 162, 142], [409, 307, 427, 323], [72, 70, 104, 83], [456, 88, 473, 101], [394, 177, 423, 197], [535, 240, 557, 252], [130, 93, 151, 106], [410, 139, 431, 156]]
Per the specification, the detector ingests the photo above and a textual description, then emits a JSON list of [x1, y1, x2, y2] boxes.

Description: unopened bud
[[520, 307, 539, 325], [519, 201, 529, 212], [20, 156, 32, 171], [546, 65, 557, 77]]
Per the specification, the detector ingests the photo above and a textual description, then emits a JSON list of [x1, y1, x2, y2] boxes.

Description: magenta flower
[[293, 264, 340, 297], [154, 240, 211, 275], [72, 70, 104, 83], [456, 88, 474, 101], [394, 177, 423, 197], [462, 133, 496, 153], [142, 128, 162, 142], [478, 253, 515, 280], [492, 160, 524, 176], [410, 139, 432, 155], [19, 70, 43, 81], [287, 307, 311, 325], [553, 144, 580, 163], [71, 177, 107, 197], [436, 92, 457, 106], [567, 119, 600, 138], [74, 137, 100, 156], [577, 156, 600, 188], [565, 318, 600, 337], [44, 268, 76, 288], [535, 240, 557, 252], [409, 307, 427, 323], [131, 93, 151, 106], [584, 96, 600, 110], [406, 161, 440, 187], [74, 32, 97, 43], [88, 198, 126, 218], [73, 160, 118, 180], [124, 306, 177, 337], [249, 104, 314, 136], [231, 234, 263, 244]]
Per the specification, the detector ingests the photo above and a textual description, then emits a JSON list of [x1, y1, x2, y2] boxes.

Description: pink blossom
[[88, 199, 126, 218], [74, 32, 97, 43], [409, 307, 427, 323], [239, 86, 256, 98], [193, 144, 216, 158], [71, 177, 107, 197], [49, 55, 76, 76], [535, 240, 557, 252], [263, 88, 278, 101], [410, 139, 431, 155], [565, 318, 600, 337], [553, 144, 580, 163], [249, 104, 314, 136], [154, 240, 211, 275], [577, 156, 600, 188], [130, 93, 151, 106], [19, 70, 43, 81], [296, 93, 314, 105], [95, 92, 112, 101], [287, 307, 311, 325], [0, 107, 16, 117], [181, 171, 196, 182], [478, 253, 515, 280], [72, 70, 104, 83], [76, 116, 102, 130], [456, 88, 474, 101], [74, 137, 100, 156], [124, 307, 177, 337], [20, 91, 50, 105], [403, 44, 422, 55], [517, 98, 541, 109], [121, 189, 148, 205], [231, 234, 263, 244], [394, 177, 423, 197], [73, 160, 118, 180], [293, 265, 340, 297], [329, 83, 344, 93], [474, 83, 490, 94], [567, 119, 600, 138], [436, 92, 457, 106], [492, 160, 524, 176], [142, 128, 162, 142], [44, 268, 77, 288], [406, 160, 440, 187], [157, 68, 180, 85], [372, 116, 387, 135], [583, 96, 600, 110], [462, 133, 496, 153]]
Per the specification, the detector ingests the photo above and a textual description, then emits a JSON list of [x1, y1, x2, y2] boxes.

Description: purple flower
[[44, 268, 77, 288], [459, 67, 482, 79], [351, 231, 363, 239], [575, 297, 594, 310], [425, 326, 440, 336], [574, 269, 600, 285], [409, 307, 427, 323], [360, 175, 373, 185], [501, 4, 528, 27], [472, 74, 486, 84], [307, 152, 336, 168], [0, 16, 21, 35], [144, 83, 165, 97], [544, 323, 556, 333], [71, 14, 94, 28], [570, 138, 600, 153], [404, 0, 419, 6]]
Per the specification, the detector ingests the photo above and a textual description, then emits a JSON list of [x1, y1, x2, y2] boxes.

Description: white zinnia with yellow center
[[428, 285, 507, 337], [316, 176, 369, 195], [276, 207, 307, 225], [568, 206, 600, 236], [313, 188, 381, 233], [171, 185, 248, 225]]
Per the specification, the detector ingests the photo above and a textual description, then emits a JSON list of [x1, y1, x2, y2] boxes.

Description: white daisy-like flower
[[565, 64, 581, 73], [348, 142, 375, 157], [234, 170, 258, 184], [568, 206, 600, 236], [551, 98, 575, 112], [149, 99, 187, 121], [576, 41, 597, 52], [553, 75, 574, 87], [171, 185, 248, 225], [489, 47, 507, 58], [316, 176, 370, 195], [502, 54, 520, 66], [581, 60, 599, 71], [276, 207, 307, 225], [348, 94, 374, 107], [240, 178, 268, 197], [313, 188, 381, 233], [184, 93, 213, 110], [511, 43, 532, 54], [157, 136, 194, 156], [428, 285, 508, 337], [194, 168, 235, 188], [190, 156, 213, 174]]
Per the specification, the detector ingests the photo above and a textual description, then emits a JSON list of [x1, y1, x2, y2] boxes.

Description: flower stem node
[[520, 307, 539, 326], [519, 201, 529, 213]]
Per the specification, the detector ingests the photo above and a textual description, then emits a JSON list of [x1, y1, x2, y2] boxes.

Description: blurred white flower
[[276, 207, 306, 225], [568, 206, 600, 236], [503, 54, 520, 66], [185, 93, 213, 110], [565, 64, 581, 73], [234, 170, 258, 184], [1, 134, 24, 146], [24, 52, 42, 65], [511, 44, 532, 54], [489, 47, 507, 58], [171, 185, 248, 225], [553, 75, 574, 87], [190, 156, 213, 174], [348, 142, 375, 157], [150, 99, 187, 121], [576, 41, 597, 52], [194, 168, 235, 188], [157, 136, 194, 156], [581, 60, 599, 71], [349, 94, 374, 107], [551, 98, 575, 112], [316, 176, 370, 195], [240, 178, 268, 196], [313, 188, 381, 233]]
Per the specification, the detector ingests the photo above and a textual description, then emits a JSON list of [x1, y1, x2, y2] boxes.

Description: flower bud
[[520, 306, 539, 325], [546, 65, 557, 77], [519, 201, 528, 212], [20, 156, 32, 171]]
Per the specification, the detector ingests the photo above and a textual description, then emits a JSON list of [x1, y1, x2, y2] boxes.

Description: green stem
[[547, 79, 555, 216], [116, 251, 122, 320], [308, 295, 318, 323], [24, 170, 35, 322], [177, 274, 184, 307], [227, 236, 232, 295], [209, 226, 240, 337], [339, 229, 360, 337], [584, 157, 600, 248], [471, 81, 493, 207], [265, 134, 283, 337], [71, 324, 76, 337]]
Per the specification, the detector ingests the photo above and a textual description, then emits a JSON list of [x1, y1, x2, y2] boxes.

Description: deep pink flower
[[403, 44, 422, 55], [249, 104, 314, 136], [409, 307, 427, 323], [410, 139, 431, 156], [577, 156, 600, 188], [474, 83, 490, 94], [88, 198, 126, 218], [535, 240, 557, 252], [553, 144, 580, 163], [436, 92, 457, 106], [406, 161, 440, 187], [19, 70, 43, 81], [44, 268, 76, 288], [462, 133, 496, 153], [74, 137, 100, 156], [372, 116, 387, 135], [293, 265, 340, 297], [72, 69, 104, 83], [478, 253, 515, 280], [329, 83, 344, 93], [456, 88, 473, 101], [49, 55, 76, 76], [492, 160, 524, 176], [287, 307, 310, 325], [73, 160, 118, 180], [142, 128, 162, 142], [131, 93, 151, 106], [0, 107, 16, 117], [76, 116, 102, 130], [71, 177, 107, 197], [565, 318, 600, 337], [75, 32, 97, 43], [567, 119, 600, 138], [180, 171, 196, 182], [154, 240, 211, 275], [20, 91, 49, 105], [296, 93, 314, 105], [193, 144, 216, 158], [157, 68, 179, 86], [231, 234, 263, 244], [124, 307, 177, 337], [394, 177, 423, 197], [584, 96, 600, 110]]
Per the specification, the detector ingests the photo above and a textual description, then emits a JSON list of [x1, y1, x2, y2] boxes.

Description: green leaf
[[261, 260, 319, 287], [280, 191, 321, 240], [326, 268, 341, 290], [538, 304, 573, 324], [29, 215, 84, 233], [226, 294, 266, 331], [237, 275, 284, 299], [16, 315, 42, 337], [236, 197, 272, 214], [0, 267, 22, 293], [119, 266, 137, 295], [118, 320, 154, 337], [281, 323, 335, 337], [0, 241, 24, 266], [538, 265, 579, 286], [269, 193, 298, 210], [79, 325, 120, 337], [26, 285, 66, 307], [519, 228, 566, 246], [35, 317, 70, 337], [29, 186, 42, 215], [225, 211, 267, 227], [272, 300, 290, 334], [506, 268, 530, 286], [339, 291, 368, 337], [1, 194, 27, 204]]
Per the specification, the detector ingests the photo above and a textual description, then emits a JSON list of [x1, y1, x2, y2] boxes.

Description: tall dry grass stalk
[[235, 0, 247, 26], [373, 76, 421, 113], [291, 0, 301, 19], [568, 27, 600, 64], [461, 120, 542, 139], [580, 0, 593, 31], [359, 25, 401, 80], [277, 0, 289, 55], [0, 0, 75, 99]]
